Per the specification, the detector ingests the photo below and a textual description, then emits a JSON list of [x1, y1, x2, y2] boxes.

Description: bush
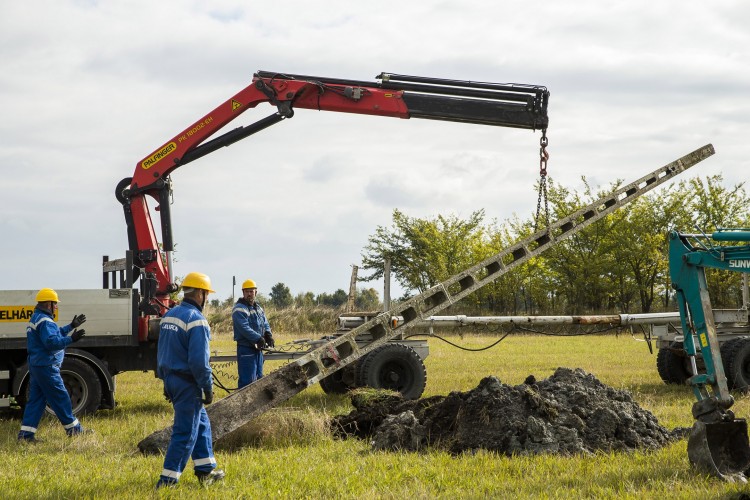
[[204, 302, 341, 335]]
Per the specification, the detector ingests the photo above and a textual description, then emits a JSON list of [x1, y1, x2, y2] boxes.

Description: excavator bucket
[[687, 420, 750, 481]]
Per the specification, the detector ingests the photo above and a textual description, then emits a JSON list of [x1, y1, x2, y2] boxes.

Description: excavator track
[[138, 144, 714, 454]]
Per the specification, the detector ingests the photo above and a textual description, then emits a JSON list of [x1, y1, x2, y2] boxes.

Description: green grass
[[2, 332, 750, 499]]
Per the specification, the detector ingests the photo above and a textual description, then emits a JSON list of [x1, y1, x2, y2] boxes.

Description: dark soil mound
[[332, 367, 679, 455]]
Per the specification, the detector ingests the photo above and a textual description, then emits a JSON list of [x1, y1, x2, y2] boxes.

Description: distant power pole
[[232, 275, 236, 303], [383, 258, 391, 312], [346, 265, 358, 313]]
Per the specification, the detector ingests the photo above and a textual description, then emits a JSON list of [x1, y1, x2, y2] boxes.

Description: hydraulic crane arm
[[116, 70, 549, 314]]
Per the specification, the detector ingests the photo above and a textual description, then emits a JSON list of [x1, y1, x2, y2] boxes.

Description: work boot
[[195, 469, 225, 485], [155, 478, 178, 489], [18, 435, 43, 444], [67, 425, 94, 437]]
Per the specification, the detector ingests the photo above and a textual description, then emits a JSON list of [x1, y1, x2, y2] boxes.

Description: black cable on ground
[[211, 360, 240, 393], [402, 320, 626, 352], [402, 331, 511, 352]]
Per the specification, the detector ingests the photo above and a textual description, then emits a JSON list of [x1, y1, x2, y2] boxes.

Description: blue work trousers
[[237, 343, 264, 388], [19, 364, 81, 438], [159, 374, 216, 484]]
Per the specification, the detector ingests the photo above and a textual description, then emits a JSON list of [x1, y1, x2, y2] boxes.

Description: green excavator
[[669, 229, 750, 481]]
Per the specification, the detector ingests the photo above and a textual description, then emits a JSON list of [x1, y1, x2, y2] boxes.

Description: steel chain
[[534, 129, 550, 231]]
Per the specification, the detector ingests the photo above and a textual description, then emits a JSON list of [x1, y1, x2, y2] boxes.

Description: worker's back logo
[[729, 260, 750, 269], [0, 306, 36, 322], [141, 142, 177, 170], [162, 323, 180, 333]]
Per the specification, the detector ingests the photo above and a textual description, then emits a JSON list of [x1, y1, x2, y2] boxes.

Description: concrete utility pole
[[346, 265, 358, 313]]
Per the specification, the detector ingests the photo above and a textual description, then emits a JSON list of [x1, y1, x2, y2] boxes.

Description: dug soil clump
[[332, 367, 680, 455]]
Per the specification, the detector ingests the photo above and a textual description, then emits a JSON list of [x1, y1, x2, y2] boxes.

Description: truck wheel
[[721, 337, 750, 392], [656, 341, 691, 385], [59, 358, 102, 415], [22, 358, 102, 416], [357, 343, 426, 399]]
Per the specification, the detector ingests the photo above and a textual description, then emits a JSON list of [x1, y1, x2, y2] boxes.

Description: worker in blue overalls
[[18, 288, 88, 442], [232, 279, 274, 388], [156, 272, 224, 488]]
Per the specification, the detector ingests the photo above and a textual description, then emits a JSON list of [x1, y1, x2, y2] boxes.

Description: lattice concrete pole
[[138, 144, 714, 455]]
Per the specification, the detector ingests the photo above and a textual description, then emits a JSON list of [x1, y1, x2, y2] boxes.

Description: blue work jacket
[[156, 299, 213, 394], [232, 298, 270, 347], [26, 306, 73, 367]]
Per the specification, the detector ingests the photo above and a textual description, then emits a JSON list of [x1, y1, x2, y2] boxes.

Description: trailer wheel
[[656, 341, 692, 385], [317, 361, 352, 394], [721, 337, 750, 392], [357, 343, 426, 399]]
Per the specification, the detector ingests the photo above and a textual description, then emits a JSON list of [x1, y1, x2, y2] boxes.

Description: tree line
[[211, 284, 380, 311], [359, 175, 750, 315]]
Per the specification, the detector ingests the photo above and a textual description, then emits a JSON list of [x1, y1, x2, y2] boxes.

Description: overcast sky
[[1, 1, 748, 303]]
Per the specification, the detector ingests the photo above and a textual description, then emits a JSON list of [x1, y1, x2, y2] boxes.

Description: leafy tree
[[295, 291, 316, 307], [355, 288, 381, 311], [538, 178, 624, 313], [361, 209, 486, 293], [686, 175, 750, 230], [615, 202, 660, 311], [317, 289, 348, 308], [681, 175, 750, 308], [270, 282, 293, 308], [357, 174, 750, 316], [483, 206, 558, 315]]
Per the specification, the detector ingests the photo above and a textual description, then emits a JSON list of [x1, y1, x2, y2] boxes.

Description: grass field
[[2, 331, 750, 499]]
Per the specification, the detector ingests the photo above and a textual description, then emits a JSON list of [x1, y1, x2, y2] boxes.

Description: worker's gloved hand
[[71, 314, 87, 328], [254, 337, 266, 350], [70, 329, 86, 343], [202, 389, 213, 405], [263, 331, 275, 348]]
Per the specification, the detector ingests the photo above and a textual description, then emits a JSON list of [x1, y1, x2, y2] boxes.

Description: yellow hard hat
[[36, 288, 60, 303], [242, 279, 257, 290], [181, 272, 215, 293]]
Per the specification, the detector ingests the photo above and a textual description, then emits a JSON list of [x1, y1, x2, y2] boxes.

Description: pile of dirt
[[332, 367, 681, 455]]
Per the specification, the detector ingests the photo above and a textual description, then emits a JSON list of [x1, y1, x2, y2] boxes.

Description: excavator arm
[[668, 229, 750, 480], [116, 70, 549, 315]]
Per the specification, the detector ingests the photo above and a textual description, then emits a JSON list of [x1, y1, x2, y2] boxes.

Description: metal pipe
[[338, 312, 682, 329], [166, 251, 174, 285]]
